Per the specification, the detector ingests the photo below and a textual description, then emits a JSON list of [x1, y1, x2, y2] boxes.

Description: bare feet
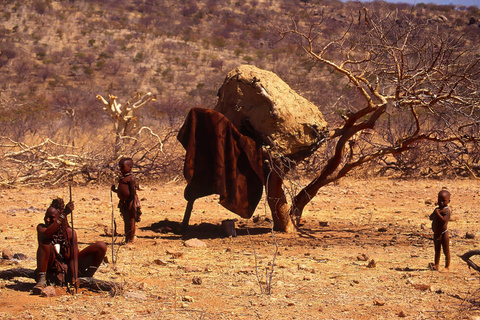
[[440, 267, 450, 273], [428, 262, 439, 271]]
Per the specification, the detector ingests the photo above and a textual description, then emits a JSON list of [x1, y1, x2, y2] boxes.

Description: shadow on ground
[[141, 219, 272, 239], [6, 282, 34, 293]]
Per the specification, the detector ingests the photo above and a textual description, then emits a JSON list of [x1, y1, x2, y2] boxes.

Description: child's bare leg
[[128, 217, 136, 242], [433, 236, 441, 270], [124, 209, 136, 243], [442, 231, 450, 270]]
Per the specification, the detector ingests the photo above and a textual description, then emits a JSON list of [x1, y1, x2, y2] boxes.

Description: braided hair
[[50, 198, 65, 210]]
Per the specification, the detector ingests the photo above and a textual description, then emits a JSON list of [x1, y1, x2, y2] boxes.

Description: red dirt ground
[[1, 178, 480, 319]]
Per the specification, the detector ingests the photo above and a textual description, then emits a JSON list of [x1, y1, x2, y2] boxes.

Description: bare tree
[[96, 92, 156, 157], [51, 87, 86, 149], [268, 8, 480, 231]]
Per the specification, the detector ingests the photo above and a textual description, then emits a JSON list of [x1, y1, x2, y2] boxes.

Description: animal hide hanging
[[177, 108, 264, 219]]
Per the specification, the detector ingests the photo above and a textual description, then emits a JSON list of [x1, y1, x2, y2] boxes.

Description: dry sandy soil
[[1, 178, 480, 319]]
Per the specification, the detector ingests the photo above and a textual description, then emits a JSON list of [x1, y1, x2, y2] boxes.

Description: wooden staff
[[69, 185, 78, 294], [110, 190, 116, 264]]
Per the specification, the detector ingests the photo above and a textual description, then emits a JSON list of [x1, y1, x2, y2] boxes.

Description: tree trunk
[[266, 163, 294, 233]]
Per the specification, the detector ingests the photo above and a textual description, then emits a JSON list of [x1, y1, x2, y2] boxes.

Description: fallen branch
[[459, 250, 480, 272], [0, 267, 123, 294]]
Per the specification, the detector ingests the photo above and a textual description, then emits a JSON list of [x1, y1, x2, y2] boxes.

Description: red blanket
[[177, 108, 264, 219]]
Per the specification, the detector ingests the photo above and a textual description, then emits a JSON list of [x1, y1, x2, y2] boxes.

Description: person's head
[[437, 190, 451, 208], [119, 157, 133, 174], [44, 198, 64, 225]]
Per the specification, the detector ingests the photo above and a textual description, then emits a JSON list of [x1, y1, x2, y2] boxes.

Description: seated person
[[33, 198, 107, 294]]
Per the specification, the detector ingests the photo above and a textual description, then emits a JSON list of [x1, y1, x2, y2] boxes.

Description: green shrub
[[242, 55, 254, 64], [234, 48, 244, 56]]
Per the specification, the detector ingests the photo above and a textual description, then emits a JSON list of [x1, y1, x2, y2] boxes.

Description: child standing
[[112, 157, 141, 244], [429, 189, 451, 272]]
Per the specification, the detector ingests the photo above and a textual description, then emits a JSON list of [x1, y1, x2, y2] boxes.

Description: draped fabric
[[177, 108, 264, 219]]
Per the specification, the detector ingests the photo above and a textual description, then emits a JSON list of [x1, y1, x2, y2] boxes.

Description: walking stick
[[110, 190, 116, 264], [69, 185, 78, 294]]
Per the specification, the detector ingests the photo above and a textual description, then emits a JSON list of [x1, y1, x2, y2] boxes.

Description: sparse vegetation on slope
[[0, 0, 479, 185]]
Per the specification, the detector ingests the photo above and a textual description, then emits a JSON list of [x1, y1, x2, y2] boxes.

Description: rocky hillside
[[1, 0, 478, 137]]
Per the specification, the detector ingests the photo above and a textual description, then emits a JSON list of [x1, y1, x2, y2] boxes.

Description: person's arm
[[37, 213, 66, 240], [127, 176, 136, 204], [434, 207, 451, 223], [64, 201, 74, 215]]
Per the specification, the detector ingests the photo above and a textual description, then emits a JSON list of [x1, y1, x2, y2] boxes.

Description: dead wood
[[0, 267, 123, 294], [97, 92, 157, 157], [0, 267, 34, 279], [460, 250, 480, 273]]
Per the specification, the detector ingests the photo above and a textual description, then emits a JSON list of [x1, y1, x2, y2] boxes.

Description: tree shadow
[[236, 227, 272, 236], [6, 281, 34, 293], [141, 219, 271, 239]]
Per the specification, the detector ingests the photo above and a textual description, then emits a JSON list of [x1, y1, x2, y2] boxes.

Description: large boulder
[[214, 65, 328, 160]]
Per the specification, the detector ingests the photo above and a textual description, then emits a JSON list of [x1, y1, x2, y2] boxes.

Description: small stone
[[238, 268, 254, 274], [154, 259, 168, 266], [466, 232, 475, 239], [182, 295, 194, 302], [287, 302, 295, 306], [40, 286, 56, 297], [373, 299, 385, 306], [413, 284, 431, 291], [319, 221, 329, 227], [378, 227, 387, 232], [367, 260, 376, 268], [184, 265, 202, 272], [184, 238, 207, 248], [2, 249, 13, 260], [357, 253, 369, 261], [192, 277, 202, 285], [166, 249, 184, 258], [124, 291, 147, 301], [398, 310, 407, 317], [13, 253, 27, 260]]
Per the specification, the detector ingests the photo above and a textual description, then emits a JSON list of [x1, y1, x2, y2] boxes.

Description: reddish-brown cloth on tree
[[177, 108, 263, 218]]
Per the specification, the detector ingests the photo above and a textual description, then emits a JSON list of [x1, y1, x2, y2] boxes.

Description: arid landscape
[[2, 178, 480, 319], [1, 1, 480, 319]]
